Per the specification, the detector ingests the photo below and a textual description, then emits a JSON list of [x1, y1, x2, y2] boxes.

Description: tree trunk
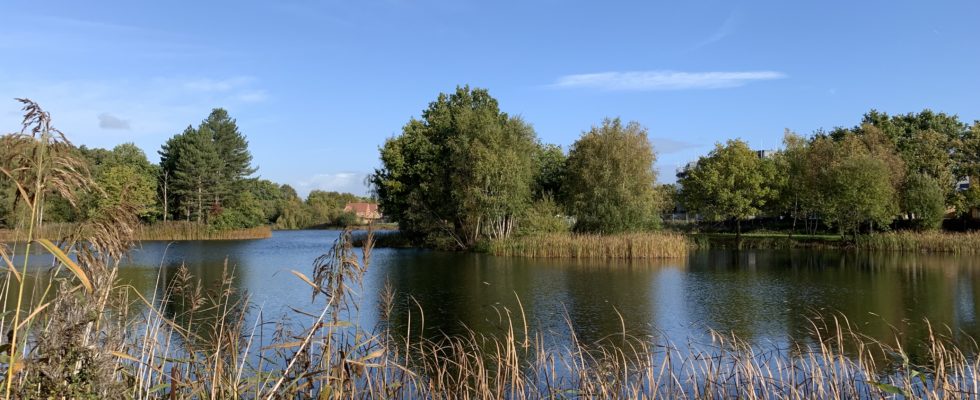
[[197, 186, 203, 223], [162, 172, 169, 223]]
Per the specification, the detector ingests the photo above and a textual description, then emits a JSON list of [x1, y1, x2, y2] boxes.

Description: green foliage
[[822, 151, 897, 238], [516, 196, 570, 236], [371, 86, 539, 248], [94, 165, 157, 219], [158, 109, 258, 226], [533, 144, 566, 198], [902, 173, 946, 230], [563, 118, 660, 233], [679, 139, 778, 234], [78, 143, 160, 222], [213, 191, 266, 230]]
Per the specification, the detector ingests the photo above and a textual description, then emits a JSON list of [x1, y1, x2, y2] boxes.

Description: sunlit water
[[11, 230, 980, 359]]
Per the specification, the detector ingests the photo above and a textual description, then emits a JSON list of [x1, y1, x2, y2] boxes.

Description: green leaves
[[563, 118, 660, 234], [679, 139, 777, 230], [371, 86, 539, 248]]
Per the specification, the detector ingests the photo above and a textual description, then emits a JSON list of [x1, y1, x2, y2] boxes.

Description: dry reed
[[0, 222, 272, 242], [857, 231, 980, 254], [489, 232, 691, 259]]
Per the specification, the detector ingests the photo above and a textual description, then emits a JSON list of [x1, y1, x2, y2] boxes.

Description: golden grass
[[489, 232, 691, 259], [857, 231, 980, 253], [0, 222, 272, 242], [134, 222, 272, 241]]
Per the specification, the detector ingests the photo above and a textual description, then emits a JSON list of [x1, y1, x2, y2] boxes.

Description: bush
[[517, 197, 571, 236]]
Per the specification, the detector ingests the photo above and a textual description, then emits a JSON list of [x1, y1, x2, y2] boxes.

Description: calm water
[[14, 230, 980, 353]]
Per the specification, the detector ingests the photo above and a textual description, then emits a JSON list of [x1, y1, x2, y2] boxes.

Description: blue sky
[[2, 1, 978, 196]]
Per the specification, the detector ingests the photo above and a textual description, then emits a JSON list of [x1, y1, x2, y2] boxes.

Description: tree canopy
[[371, 86, 540, 248], [563, 118, 661, 233], [679, 139, 778, 237]]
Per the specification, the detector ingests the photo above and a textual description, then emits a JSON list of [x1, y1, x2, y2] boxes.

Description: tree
[[171, 127, 223, 223], [158, 109, 257, 225], [93, 165, 157, 219], [679, 139, 778, 239], [822, 151, 897, 238], [902, 173, 946, 230], [371, 86, 538, 248], [814, 134, 901, 239], [200, 109, 256, 200], [563, 118, 660, 233]]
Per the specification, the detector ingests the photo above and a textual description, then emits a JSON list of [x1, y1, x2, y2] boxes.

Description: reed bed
[[489, 232, 691, 259], [0, 222, 272, 242], [134, 222, 272, 241], [857, 231, 980, 254]]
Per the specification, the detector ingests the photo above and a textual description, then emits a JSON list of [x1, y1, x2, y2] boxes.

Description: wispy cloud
[[552, 70, 786, 91], [98, 113, 131, 130], [695, 10, 740, 49]]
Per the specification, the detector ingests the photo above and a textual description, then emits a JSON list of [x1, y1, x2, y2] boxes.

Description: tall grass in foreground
[[489, 232, 690, 259], [857, 231, 980, 253]]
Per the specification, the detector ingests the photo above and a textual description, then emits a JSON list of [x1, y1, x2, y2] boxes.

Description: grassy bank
[[489, 232, 690, 259], [856, 230, 980, 253], [0, 222, 272, 242]]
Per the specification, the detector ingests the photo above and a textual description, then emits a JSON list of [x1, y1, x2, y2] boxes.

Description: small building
[[343, 202, 382, 224]]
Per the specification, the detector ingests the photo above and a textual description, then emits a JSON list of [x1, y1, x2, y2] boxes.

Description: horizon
[[2, 0, 978, 197]]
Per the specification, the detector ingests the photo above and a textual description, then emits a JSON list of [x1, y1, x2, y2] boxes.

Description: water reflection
[[7, 231, 980, 361]]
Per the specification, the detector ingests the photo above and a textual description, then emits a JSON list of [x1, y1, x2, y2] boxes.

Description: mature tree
[[93, 164, 157, 219], [902, 173, 946, 230], [563, 118, 660, 233], [854, 110, 965, 209], [201, 109, 256, 189], [769, 131, 818, 234], [679, 139, 778, 238], [371, 86, 538, 248], [158, 109, 257, 225], [815, 134, 901, 238], [170, 127, 223, 222]]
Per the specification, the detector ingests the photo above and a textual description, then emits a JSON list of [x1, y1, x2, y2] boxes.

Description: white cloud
[[552, 70, 786, 91], [295, 172, 371, 198], [98, 113, 131, 130]]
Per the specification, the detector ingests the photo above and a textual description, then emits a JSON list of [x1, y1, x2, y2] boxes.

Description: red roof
[[344, 202, 380, 217]]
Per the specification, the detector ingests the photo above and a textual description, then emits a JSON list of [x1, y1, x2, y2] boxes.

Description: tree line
[[0, 108, 369, 230], [372, 86, 980, 249], [679, 110, 980, 239]]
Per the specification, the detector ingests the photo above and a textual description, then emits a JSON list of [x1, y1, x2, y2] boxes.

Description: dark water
[[13, 230, 980, 354]]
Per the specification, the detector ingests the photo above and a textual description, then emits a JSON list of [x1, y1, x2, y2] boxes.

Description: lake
[[15, 229, 980, 357]]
